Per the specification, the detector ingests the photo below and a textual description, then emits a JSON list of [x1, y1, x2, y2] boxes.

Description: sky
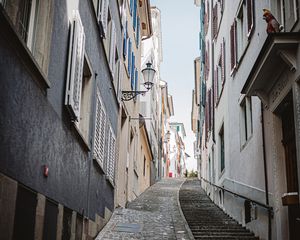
[[150, 0, 200, 171]]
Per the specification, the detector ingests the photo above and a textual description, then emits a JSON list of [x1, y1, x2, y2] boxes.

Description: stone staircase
[[179, 179, 259, 240]]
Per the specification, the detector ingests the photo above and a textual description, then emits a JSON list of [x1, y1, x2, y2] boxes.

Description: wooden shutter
[[130, 0, 133, 15], [100, 0, 109, 38], [214, 69, 218, 105], [208, 89, 211, 131], [131, 53, 135, 89], [212, 3, 218, 38], [93, 88, 107, 169], [221, 39, 225, 84], [109, 20, 116, 76], [135, 69, 138, 91], [247, 0, 254, 38], [123, 21, 128, 59], [230, 20, 237, 71], [65, 10, 85, 121], [210, 88, 214, 132], [133, 0, 137, 31], [128, 39, 132, 76], [136, 16, 140, 47], [201, 81, 206, 107]]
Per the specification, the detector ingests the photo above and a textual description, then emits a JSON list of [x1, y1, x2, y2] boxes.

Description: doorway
[[279, 91, 300, 240]]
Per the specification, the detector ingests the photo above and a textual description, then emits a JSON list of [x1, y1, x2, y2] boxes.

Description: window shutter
[[230, 20, 237, 71], [106, 126, 116, 182], [109, 20, 116, 76], [208, 89, 211, 131], [100, 0, 109, 38], [136, 17, 140, 47], [130, 0, 133, 15], [128, 39, 132, 76], [201, 81, 206, 107], [93, 88, 107, 169], [131, 53, 135, 89], [123, 21, 128, 59], [133, 0, 137, 31], [213, 3, 218, 38], [210, 88, 214, 131], [247, 0, 254, 38], [214, 69, 218, 104], [135, 69, 138, 91], [221, 39, 225, 84], [65, 10, 85, 121]]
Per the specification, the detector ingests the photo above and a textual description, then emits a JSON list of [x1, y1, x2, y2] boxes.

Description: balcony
[[241, 33, 300, 110]]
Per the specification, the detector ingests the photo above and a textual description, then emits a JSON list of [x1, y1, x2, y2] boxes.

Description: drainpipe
[[261, 102, 271, 240]]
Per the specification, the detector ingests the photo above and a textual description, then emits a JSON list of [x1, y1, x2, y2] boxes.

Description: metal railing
[[200, 177, 273, 214]]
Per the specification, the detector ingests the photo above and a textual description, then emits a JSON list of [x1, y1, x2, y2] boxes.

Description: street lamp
[[121, 62, 156, 101], [164, 130, 171, 143]]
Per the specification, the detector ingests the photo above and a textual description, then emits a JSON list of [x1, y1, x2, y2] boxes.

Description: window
[[230, 0, 254, 72], [2, 0, 38, 48], [236, 2, 247, 60], [93, 88, 107, 169], [77, 57, 93, 142], [219, 125, 225, 173], [2, 0, 53, 74], [143, 156, 146, 176], [65, 11, 93, 145], [65, 10, 86, 122], [282, 0, 298, 31], [214, 40, 225, 105], [99, 0, 109, 38], [240, 97, 253, 147]]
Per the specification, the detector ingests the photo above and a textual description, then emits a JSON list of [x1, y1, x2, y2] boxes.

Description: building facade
[[114, 0, 152, 208], [194, 1, 300, 240], [0, 0, 122, 239], [168, 122, 187, 178], [140, 6, 164, 182]]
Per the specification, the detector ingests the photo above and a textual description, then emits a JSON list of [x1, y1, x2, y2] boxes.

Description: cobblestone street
[[95, 178, 193, 240]]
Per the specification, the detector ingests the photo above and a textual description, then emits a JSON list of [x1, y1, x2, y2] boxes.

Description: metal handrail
[[200, 177, 273, 213]]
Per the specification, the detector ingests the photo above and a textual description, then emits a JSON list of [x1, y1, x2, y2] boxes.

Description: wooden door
[[280, 93, 300, 240]]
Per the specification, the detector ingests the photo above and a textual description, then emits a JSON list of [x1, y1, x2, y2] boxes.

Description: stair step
[[179, 179, 259, 240]]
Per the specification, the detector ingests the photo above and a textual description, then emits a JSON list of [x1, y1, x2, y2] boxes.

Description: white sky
[[151, 0, 200, 171]]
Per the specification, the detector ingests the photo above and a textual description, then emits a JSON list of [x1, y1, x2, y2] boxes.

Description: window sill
[[73, 122, 91, 152], [94, 158, 106, 173], [240, 134, 253, 152], [0, 6, 50, 90], [106, 176, 115, 188], [215, 85, 225, 108]]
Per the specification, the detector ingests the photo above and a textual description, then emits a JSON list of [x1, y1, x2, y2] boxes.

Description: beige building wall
[[115, 0, 152, 207]]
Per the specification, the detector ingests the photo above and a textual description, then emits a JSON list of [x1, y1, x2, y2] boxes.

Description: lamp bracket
[[121, 91, 148, 101]]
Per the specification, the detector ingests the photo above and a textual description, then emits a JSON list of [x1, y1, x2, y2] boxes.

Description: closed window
[[240, 97, 253, 147], [219, 125, 225, 173], [230, 0, 254, 72]]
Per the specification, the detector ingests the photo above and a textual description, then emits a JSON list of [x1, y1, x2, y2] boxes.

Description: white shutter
[[65, 10, 85, 121], [106, 126, 116, 182], [109, 20, 116, 76], [100, 0, 109, 37], [93, 88, 106, 169]]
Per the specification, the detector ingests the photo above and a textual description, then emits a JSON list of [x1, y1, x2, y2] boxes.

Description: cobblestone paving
[[95, 178, 194, 240]]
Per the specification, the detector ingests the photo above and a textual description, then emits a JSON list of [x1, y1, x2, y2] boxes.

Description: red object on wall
[[43, 165, 49, 177], [169, 172, 173, 178]]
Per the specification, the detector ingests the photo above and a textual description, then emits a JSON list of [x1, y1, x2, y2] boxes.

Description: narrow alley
[[96, 178, 258, 240]]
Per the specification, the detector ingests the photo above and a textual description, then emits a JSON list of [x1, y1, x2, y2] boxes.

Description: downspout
[[261, 102, 271, 240]]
